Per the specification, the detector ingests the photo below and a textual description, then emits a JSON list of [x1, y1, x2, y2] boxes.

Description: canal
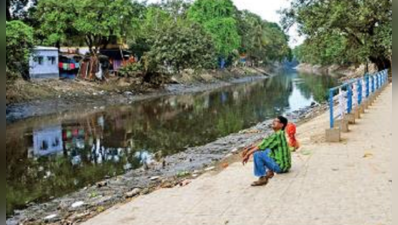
[[6, 70, 338, 215]]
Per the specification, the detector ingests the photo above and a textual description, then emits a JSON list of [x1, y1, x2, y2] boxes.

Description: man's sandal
[[265, 171, 275, 179], [251, 177, 269, 187]]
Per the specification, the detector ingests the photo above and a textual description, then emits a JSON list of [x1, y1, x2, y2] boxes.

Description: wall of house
[[29, 49, 60, 79]]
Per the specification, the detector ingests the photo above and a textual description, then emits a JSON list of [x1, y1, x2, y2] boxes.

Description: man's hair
[[277, 116, 288, 130]]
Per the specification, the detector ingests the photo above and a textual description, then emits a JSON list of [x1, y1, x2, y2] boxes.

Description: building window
[[34, 56, 44, 65], [48, 56, 57, 65]]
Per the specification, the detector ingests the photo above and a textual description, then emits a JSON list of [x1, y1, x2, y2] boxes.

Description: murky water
[[6, 71, 338, 215]]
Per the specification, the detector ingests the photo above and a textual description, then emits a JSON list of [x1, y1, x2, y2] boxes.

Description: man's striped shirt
[[257, 130, 291, 172]]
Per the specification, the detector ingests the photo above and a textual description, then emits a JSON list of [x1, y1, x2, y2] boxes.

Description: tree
[[282, 0, 392, 70], [145, 22, 216, 74], [202, 18, 241, 57], [262, 22, 291, 62], [6, 20, 35, 80], [138, 6, 173, 39], [293, 33, 355, 66], [237, 11, 291, 65], [128, 5, 173, 62], [35, 0, 143, 54], [187, 0, 240, 57]]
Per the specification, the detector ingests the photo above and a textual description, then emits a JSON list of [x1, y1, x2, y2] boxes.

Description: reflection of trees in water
[[104, 77, 294, 154], [295, 73, 338, 103]]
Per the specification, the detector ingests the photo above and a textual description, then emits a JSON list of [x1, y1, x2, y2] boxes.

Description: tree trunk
[[365, 62, 369, 73], [6, 1, 12, 21], [56, 41, 61, 50], [85, 35, 94, 55], [101, 37, 110, 50]]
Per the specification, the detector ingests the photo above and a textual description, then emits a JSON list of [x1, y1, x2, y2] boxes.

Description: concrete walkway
[[82, 84, 392, 225]]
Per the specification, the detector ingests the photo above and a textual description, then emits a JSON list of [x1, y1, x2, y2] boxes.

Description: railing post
[[347, 84, 353, 114], [376, 73, 378, 90], [358, 80, 361, 104], [374, 74, 377, 92], [362, 77, 367, 101], [384, 69, 389, 85], [384, 70, 387, 85], [329, 89, 334, 129], [366, 74, 370, 98]]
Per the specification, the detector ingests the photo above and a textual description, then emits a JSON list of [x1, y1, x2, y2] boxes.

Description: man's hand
[[242, 144, 255, 158], [241, 146, 259, 166], [241, 148, 249, 158], [242, 154, 250, 165]]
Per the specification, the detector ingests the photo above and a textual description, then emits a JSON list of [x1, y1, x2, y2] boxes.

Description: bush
[[6, 66, 19, 83], [6, 20, 35, 81], [118, 63, 144, 78]]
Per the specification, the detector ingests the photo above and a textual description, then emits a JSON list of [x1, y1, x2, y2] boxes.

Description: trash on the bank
[[150, 176, 161, 181], [160, 181, 174, 189], [231, 148, 239, 154], [71, 201, 85, 208], [44, 214, 58, 221], [204, 166, 215, 171], [363, 152, 373, 158], [125, 188, 141, 198], [96, 181, 108, 188], [224, 153, 233, 159], [179, 179, 192, 187], [176, 171, 191, 178]]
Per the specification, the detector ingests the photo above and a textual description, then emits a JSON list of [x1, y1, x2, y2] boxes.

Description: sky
[[144, 0, 305, 48], [233, 0, 304, 47]]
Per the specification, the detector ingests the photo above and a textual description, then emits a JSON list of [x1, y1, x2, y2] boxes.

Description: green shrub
[[118, 63, 144, 78], [6, 20, 35, 81]]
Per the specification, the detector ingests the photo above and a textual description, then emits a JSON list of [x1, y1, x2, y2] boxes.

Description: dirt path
[[82, 84, 392, 225]]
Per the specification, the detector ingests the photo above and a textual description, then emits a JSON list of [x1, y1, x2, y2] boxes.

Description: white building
[[29, 46, 59, 80]]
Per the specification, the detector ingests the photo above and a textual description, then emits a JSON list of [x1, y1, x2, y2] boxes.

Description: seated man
[[242, 116, 291, 186]]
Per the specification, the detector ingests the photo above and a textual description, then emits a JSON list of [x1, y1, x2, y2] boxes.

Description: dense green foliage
[[145, 23, 216, 73], [187, 0, 241, 57], [6, 21, 35, 81], [7, 0, 292, 78], [35, 0, 143, 53], [237, 10, 291, 65], [283, 0, 392, 70]]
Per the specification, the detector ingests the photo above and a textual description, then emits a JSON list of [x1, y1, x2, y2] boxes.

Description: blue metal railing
[[328, 69, 389, 129], [357, 79, 362, 106]]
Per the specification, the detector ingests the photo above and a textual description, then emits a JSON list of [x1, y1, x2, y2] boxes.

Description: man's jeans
[[254, 149, 282, 177]]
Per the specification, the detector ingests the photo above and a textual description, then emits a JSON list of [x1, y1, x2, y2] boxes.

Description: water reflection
[[6, 71, 338, 215]]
